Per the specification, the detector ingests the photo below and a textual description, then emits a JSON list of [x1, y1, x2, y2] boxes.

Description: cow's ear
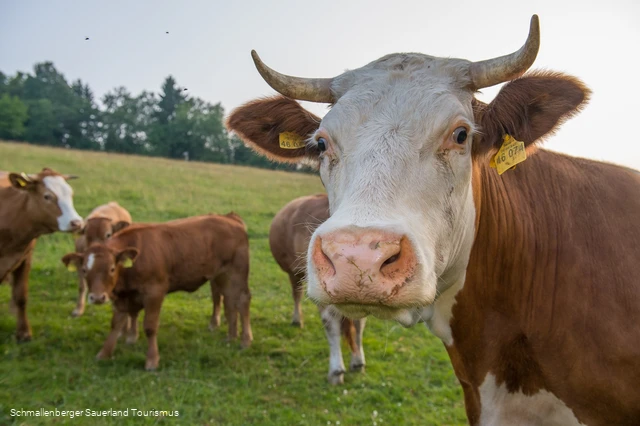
[[116, 247, 138, 268], [61, 253, 84, 272], [111, 221, 130, 234], [9, 173, 36, 191], [473, 71, 590, 156], [226, 95, 321, 163]]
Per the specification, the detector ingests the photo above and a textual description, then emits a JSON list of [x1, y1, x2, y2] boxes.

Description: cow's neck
[[442, 152, 555, 422], [0, 188, 47, 256]]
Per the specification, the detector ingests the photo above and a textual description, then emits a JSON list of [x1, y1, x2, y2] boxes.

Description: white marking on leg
[[479, 373, 586, 426], [86, 254, 95, 271], [350, 317, 366, 371], [43, 176, 83, 232], [321, 306, 346, 384]]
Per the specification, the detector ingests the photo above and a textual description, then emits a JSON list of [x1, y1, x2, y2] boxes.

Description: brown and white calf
[[270, 194, 365, 385], [71, 201, 132, 317], [0, 168, 83, 341], [227, 15, 640, 425], [62, 213, 252, 370]]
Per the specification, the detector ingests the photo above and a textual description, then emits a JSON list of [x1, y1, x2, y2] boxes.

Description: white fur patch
[[479, 373, 586, 426], [321, 307, 347, 377], [86, 254, 95, 271], [43, 176, 82, 232]]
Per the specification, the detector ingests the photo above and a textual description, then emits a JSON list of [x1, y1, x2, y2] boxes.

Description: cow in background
[[0, 168, 83, 341], [62, 213, 252, 371], [71, 201, 132, 317], [270, 194, 365, 385]]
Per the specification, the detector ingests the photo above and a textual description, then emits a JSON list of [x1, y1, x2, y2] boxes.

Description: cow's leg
[[320, 305, 346, 385], [349, 317, 367, 372], [209, 280, 223, 331], [10, 255, 32, 342], [96, 309, 128, 360], [71, 270, 87, 317], [235, 277, 252, 349], [143, 294, 164, 371], [289, 271, 305, 328], [125, 310, 140, 344], [222, 284, 239, 343]]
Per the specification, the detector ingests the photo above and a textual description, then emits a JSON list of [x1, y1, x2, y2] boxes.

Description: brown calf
[[270, 194, 366, 385], [72, 201, 132, 317], [0, 168, 82, 341], [62, 213, 252, 370]]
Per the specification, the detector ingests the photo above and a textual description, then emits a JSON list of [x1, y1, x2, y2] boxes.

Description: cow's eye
[[110, 266, 115, 273], [44, 193, 53, 201], [105, 232, 112, 239], [453, 127, 468, 144], [317, 137, 327, 152]]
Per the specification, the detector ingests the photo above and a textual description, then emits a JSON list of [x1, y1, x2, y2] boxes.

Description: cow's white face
[[305, 55, 478, 326], [42, 176, 83, 232], [227, 16, 552, 335]]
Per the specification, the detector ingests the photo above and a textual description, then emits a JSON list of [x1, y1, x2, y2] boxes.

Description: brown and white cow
[[61, 213, 252, 371], [270, 193, 365, 385], [71, 201, 132, 317], [0, 168, 83, 341], [227, 15, 640, 425]]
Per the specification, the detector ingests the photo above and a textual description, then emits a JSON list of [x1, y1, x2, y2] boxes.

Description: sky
[[1, 0, 639, 170]]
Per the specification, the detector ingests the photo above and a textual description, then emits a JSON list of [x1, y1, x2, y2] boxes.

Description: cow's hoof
[[328, 370, 345, 385], [71, 308, 84, 317], [96, 351, 111, 360], [350, 362, 365, 373], [208, 321, 220, 331], [125, 335, 138, 345], [16, 332, 32, 343], [145, 360, 159, 371], [291, 319, 303, 328]]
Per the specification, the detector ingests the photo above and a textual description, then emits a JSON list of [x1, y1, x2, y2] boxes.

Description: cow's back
[[269, 194, 329, 275], [0, 172, 9, 188], [114, 214, 248, 292], [87, 201, 132, 223]]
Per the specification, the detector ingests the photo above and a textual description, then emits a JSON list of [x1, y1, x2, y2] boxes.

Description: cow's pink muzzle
[[311, 228, 417, 305]]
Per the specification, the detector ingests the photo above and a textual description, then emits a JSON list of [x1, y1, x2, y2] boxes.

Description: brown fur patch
[[495, 334, 544, 395], [473, 71, 591, 155]]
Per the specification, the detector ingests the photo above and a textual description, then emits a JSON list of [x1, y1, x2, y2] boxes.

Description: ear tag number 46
[[490, 134, 527, 175]]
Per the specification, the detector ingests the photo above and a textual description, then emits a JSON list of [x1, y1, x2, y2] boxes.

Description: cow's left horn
[[469, 15, 540, 89], [251, 50, 335, 103]]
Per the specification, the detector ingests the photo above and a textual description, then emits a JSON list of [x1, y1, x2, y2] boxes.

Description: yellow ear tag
[[279, 132, 306, 149], [122, 258, 134, 268], [67, 264, 77, 272], [490, 134, 527, 175]]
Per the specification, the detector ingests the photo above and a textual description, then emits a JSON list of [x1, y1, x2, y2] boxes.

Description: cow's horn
[[469, 15, 540, 89], [251, 50, 335, 103]]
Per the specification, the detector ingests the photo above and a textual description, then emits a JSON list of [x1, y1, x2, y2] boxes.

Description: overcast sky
[[1, 0, 639, 170]]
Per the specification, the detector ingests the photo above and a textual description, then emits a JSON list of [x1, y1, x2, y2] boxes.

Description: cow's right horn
[[251, 50, 335, 103], [469, 15, 540, 89]]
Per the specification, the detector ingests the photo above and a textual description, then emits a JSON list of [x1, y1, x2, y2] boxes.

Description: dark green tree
[[0, 94, 28, 140]]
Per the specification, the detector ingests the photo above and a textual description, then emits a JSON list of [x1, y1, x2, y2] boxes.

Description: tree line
[[0, 62, 307, 172]]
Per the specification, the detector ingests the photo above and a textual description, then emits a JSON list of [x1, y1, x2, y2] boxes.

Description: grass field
[[0, 141, 466, 425]]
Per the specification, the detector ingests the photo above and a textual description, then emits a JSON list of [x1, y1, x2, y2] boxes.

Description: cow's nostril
[[321, 248, 335, 272], [382, 253, 400, 267], [313, 236, 337, 277]]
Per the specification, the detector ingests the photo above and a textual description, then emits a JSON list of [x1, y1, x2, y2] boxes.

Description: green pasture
[[0, 141, 465, 425]]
